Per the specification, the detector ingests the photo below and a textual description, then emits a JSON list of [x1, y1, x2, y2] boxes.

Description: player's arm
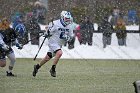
[[14, 39, 23, 49], [10, 28, 23, 49], [44, 21, 56, 38], [0, 34, 9, 51], [0, 34, 5, 45]]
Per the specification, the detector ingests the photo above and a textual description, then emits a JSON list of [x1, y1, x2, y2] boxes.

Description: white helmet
[[60, 11, 72, 25]]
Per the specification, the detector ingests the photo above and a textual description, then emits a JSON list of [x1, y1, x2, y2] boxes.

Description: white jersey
[[48, 19, 74, 46]]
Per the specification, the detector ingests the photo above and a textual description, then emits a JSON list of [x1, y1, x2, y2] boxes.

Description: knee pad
[[47, 52, 52, 58], [54, 49, 61, 54]]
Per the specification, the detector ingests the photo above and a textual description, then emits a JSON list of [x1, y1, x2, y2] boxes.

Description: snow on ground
[[12, 25, 140, 59]]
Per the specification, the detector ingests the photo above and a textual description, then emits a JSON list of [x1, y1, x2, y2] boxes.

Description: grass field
[[0, 59, 140, 93]]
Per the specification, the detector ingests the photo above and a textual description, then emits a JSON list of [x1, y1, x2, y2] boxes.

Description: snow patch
[[12, 25, 140, 59]]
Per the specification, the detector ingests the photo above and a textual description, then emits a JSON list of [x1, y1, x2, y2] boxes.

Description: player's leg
[[40, 52, 52, 66], [33, 52, 52, 77], [6, 50, 16, 76], [50, 49, 63, 77], [0, 52, 6, 67]]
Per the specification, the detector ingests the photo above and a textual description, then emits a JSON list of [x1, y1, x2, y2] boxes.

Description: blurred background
[[0, 0, 140, 59], [0, 0, 140, 24]]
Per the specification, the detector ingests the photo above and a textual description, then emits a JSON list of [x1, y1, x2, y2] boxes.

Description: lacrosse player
[[0, 18, 22, 76], [33, 11, 74, 77]]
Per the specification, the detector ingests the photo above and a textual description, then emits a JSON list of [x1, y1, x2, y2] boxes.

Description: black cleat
[[50, 69, 56, 77], [6, 71, 15, 77], [33, 65, 38, 77]]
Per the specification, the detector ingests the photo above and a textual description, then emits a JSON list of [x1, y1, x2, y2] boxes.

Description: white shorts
[[48, 43, 62, 56]]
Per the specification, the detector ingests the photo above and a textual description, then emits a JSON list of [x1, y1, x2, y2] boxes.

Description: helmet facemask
[[61, 11, 72, 25]]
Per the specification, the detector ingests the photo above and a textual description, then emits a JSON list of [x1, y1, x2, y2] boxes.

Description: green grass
[[0, 59, 140, 93]]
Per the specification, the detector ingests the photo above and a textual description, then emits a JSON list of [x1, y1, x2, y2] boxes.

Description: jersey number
[[59, 32, 65, 39]]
